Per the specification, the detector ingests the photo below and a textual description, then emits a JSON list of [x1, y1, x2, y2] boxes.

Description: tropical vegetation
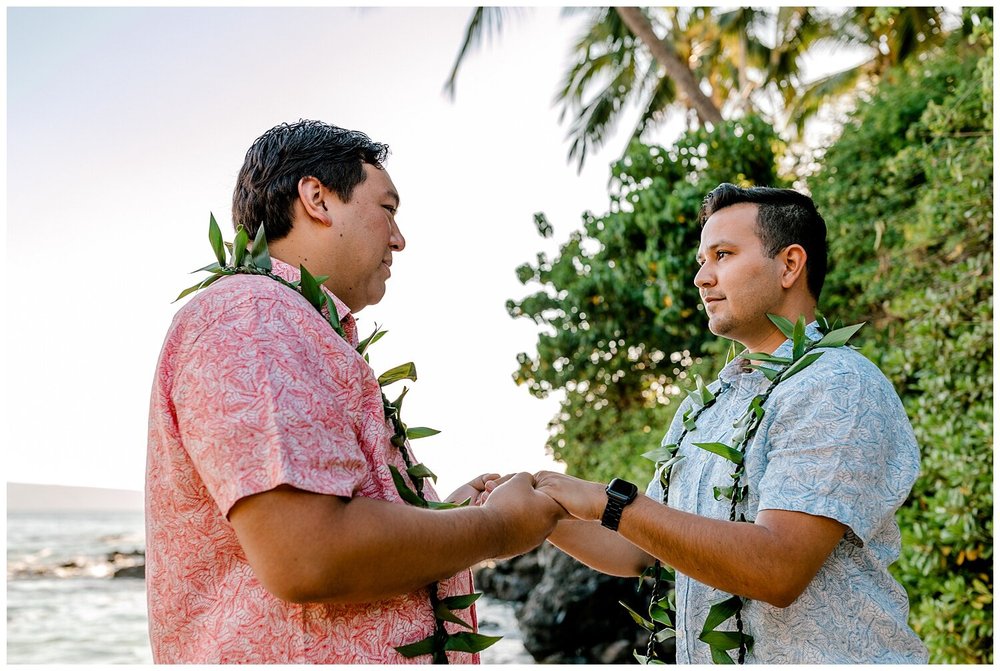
[[470, 6, 992, 664]]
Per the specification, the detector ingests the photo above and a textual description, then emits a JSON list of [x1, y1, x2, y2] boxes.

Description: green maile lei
[[626, 314, 864, 665], [177, 214, 501, 663]]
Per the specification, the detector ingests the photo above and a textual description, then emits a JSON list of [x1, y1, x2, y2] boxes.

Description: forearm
[[306, 497, 510, 603], [232, 490, 514, 604], [618, 497, 839, 607], [547, 518, 652, 578]]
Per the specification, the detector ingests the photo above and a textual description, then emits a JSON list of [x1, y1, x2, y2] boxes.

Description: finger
[[486, 473, 516, 491], [476, 472, 501, 486]]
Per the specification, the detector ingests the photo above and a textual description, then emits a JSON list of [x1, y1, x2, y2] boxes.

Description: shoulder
[[165, 274, 344, 360], [173, 274, 318, 331], [777, 345, 895, 396]]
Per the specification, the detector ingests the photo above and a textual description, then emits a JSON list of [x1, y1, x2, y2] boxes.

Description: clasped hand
[[449, 471, 607, 523]]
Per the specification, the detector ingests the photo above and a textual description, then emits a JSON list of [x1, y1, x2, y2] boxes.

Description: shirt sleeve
[[172, 294, 370, 516], [756, 358, 919, 546]]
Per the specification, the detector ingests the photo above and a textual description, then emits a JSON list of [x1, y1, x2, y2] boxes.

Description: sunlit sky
[[5, 5, 874, 499], [6, 6, 680, 497]]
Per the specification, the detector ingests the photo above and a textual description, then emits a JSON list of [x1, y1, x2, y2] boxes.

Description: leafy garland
[[177, 215, 501, 663], [627, 314, 864, 664]]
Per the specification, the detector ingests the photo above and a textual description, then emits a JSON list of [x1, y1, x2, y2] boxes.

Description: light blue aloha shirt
[[646, 323, 928, 664]]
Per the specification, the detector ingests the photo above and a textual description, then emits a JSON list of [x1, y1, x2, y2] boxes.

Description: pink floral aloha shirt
[[146, 258, 478, 664]]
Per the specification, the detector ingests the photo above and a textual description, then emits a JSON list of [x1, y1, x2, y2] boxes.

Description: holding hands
[[531, 471, 608, 523], [475, 471, 605, 522]]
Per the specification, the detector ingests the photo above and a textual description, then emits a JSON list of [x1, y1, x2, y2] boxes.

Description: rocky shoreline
[[475, 544, 675, 664], [27, 542, 675, 664]]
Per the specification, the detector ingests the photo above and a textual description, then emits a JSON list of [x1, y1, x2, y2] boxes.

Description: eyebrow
[[384, 189, 400, 208]]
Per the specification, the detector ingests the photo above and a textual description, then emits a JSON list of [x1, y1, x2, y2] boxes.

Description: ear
[[778, 244, 808, 290], [297, 176, 332, 225]]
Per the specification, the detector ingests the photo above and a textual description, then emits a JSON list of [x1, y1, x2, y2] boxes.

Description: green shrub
[[810, 24, 993, 662]]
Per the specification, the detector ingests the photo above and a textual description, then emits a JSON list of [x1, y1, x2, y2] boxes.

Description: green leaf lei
[[178, 214, 501, 663], [634, 313, 864, 664]]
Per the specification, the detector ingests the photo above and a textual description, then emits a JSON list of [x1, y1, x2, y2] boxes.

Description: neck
[[742, 306, 816, 354]]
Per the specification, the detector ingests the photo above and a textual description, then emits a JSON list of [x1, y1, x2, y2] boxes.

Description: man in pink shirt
[[146, 120, 563, 663]]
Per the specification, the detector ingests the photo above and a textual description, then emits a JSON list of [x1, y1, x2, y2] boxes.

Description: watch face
[[607, 478, 638, 501]]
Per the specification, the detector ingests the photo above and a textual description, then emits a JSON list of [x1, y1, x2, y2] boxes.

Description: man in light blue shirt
[[532, 184, 928, 663]]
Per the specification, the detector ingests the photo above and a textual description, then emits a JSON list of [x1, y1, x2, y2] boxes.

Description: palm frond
[[444, 7, 520, 99], [787, 62, 872, 132]]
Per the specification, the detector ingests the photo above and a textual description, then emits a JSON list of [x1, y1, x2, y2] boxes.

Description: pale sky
[[6, 6, 671, 497]]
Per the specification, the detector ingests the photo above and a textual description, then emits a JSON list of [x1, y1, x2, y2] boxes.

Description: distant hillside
[[7, 482, 144, 512]]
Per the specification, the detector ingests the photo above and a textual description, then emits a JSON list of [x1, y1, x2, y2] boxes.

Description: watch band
[[601, 478, 638, 531], [601, 496, 629, 531]]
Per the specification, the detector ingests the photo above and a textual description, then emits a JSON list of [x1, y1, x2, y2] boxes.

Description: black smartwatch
[[601, 478, 638, 531]]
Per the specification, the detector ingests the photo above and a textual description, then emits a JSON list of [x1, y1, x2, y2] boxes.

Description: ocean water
[[6, 510, 531, 664]]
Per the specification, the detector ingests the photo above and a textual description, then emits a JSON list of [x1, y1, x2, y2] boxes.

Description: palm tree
[[445, 6, 951, 167], [785, 7, 950, 130]]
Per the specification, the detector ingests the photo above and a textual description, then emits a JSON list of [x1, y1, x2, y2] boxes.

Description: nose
[[694, 263, 714, 289], [390, 219, 406, 252]]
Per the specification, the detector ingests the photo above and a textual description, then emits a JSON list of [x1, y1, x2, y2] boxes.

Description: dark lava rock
[[113, 564, 145, 579], [476, 544, 675, 664]]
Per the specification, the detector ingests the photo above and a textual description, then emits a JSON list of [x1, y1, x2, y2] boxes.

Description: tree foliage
[[508, 115, 781, 484], [809, 14, 993, 662], [509, 8, 992, 663]]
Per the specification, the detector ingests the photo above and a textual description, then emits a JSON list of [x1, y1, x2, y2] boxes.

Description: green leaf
[[250, 224, 271, 271], [394, 634, 436, 658], [657, 454, 685, 474], [792, 315, 807, 360], [767, 313, 796, 339], [649, 602, 673, 627], [693, 442, 743, 465], [387, 465, 427, 508], [232, 226, 249, 267], [696, 375, 714, 405], [813, 322, 865, 348], [709, 646, 736, 664], [444, 632, 503, 653], [299, 265, 325, 309], [357, 326, 387, 357], [748, 364, 779, 381], [781, 351, 824, 381], [441, 593, 482, 610], [702, 594, 743, 633], [654, 627, 676, 643], [427, 498, 471, 510], [699, 630, 744, 650], [620, 600, 654, 631], [378, 362, 418, 386], [642, 445, 678, 463], [743, 352, 792, 364], [390, 386, 409, 414], [407, 463, 438, 482], [174, 272, 226, 302], [407, 427, 441, 440], [323, 293, 344, 335], [208, 213, 227, 267], [434, 601, 473, 629], [724, 339, 738, 365], [192, 261, 224, 274], [713, 485, 733, 501], [682, 409, 698, 431]]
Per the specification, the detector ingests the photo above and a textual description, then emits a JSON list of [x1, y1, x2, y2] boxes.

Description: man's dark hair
[[699, 183, 828, 299], [232, 119, 390, 241]]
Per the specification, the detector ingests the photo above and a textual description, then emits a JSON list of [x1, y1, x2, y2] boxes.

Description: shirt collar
[[717, 320, 823, 387], [269, 257, 359, 346]]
